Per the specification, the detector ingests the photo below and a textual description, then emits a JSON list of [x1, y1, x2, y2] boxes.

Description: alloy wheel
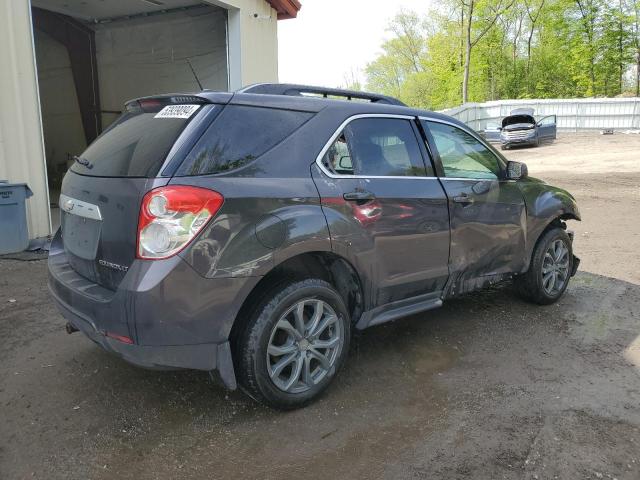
[[266, 298, 344, 394], [541, 239, 570, 295]]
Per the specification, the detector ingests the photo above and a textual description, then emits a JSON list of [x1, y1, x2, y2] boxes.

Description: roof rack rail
[[238, 83, 406, 107]]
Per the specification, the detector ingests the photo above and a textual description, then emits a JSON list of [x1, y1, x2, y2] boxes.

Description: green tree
[[459, 0, 516, 102], [625, 0, 640, 94], [365, 12, 427, 100], [364, 0, 639, 108], [340, 68, 363, 91]]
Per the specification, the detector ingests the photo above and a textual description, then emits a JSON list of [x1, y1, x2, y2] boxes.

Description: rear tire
[[514, 227, 573, 305], [236, 279, 350, 410]]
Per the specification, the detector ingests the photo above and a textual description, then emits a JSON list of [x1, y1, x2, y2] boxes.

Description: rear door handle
[[343, 190, 376, 202], [452, 194, 474, 205]]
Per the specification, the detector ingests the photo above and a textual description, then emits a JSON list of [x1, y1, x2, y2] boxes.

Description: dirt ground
[[1, 133, 640, 480]]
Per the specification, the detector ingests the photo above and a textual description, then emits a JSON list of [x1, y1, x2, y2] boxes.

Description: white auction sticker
[[155, 104, 200, 119]]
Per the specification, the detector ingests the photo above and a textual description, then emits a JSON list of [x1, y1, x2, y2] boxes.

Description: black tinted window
[[71, 108, 199, 177], [322, 118, 428, 177], [177, 106, 312, 176]]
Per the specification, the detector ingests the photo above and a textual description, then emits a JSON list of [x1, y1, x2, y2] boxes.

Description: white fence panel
[[440, 98, 640, 132]]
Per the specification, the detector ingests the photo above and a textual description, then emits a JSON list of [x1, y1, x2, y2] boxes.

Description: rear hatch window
[[71, 98, 208, 177]]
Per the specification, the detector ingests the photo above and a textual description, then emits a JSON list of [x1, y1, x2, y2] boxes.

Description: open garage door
[[31, 0, 229, 227]]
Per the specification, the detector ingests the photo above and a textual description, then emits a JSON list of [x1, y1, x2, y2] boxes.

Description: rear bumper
[[51, 287, 236, 387], [47, 230, 260, 390], [49, 280, 238, 389]]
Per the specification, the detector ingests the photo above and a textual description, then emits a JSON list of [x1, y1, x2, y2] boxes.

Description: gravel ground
[[1, 133, 640, 479]]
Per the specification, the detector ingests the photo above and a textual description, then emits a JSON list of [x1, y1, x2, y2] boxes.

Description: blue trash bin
[[0, 180, 34, 254]]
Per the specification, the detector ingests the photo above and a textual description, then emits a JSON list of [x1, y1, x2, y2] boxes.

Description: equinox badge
[[98, 259, 129, 272]]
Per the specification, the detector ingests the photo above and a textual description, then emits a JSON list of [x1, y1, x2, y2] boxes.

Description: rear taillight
[[137, 186, 223, 260]]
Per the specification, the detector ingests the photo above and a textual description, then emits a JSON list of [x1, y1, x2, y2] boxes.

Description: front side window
[[322, 118, 430, 177], [537, 115, 556, 126], [425, 121, 501, 180]]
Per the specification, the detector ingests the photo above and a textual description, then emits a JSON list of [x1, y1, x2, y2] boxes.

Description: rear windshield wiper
[[73, 155, 93, 169]]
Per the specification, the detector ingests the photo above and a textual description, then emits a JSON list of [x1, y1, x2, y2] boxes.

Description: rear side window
[[71, 105, 202, 177], [176, 106, 312, 176], [322, 118, 429, 177]]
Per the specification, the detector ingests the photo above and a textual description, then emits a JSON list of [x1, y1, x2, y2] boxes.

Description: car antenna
[[186, 58, 204, 91]]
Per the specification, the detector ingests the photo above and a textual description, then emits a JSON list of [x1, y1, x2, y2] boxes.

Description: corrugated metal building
[[442, 98, 640, 132], [0, 0, 301, 242]]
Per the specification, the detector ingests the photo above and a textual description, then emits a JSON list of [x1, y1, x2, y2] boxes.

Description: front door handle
[[452, 194, 474, 205], [343, 190, 376, 202]]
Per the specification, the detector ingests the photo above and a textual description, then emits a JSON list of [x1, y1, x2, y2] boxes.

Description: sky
[[278, 0, 434, 89]]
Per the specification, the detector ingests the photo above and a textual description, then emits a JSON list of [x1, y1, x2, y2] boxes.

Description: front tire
[[236, 279, 350, 409], [514, 227, 573, 305]]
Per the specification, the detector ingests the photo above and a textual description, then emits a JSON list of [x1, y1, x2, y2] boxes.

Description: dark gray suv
[[49, 84, 580, 409]]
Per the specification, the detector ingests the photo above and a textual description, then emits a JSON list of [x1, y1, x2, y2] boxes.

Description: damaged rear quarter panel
[[176, 177, 330, 279]]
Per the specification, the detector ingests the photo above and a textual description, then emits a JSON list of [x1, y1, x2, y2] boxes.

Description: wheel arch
[[229, 251, 365, 354], [539, 210, 580, 241], [523, 211, 579, 272], [514, 218, 575, 305]]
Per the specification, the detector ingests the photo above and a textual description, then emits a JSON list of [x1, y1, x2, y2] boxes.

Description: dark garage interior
[[31, 0, 229, 210]]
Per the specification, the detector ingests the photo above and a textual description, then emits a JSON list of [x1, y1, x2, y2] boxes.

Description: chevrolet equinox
[[49, 84, 580, 409]]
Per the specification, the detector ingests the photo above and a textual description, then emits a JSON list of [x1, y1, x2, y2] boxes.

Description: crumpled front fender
[[518, 178, 581, 271]]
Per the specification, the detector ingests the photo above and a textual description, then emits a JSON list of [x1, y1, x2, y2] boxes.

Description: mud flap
[[567, 230, 580, 277], [214, 341, 237, 390], [571, 255, 580, 277]]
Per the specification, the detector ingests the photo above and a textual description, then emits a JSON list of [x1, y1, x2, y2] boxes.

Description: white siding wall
[[208, 0, 279, 89], [0, 0, 51, 239]]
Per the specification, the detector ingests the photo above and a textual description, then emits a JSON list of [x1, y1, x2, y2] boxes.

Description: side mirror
[[339, 155, 352, 169], [507, 161, 528, 180]]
